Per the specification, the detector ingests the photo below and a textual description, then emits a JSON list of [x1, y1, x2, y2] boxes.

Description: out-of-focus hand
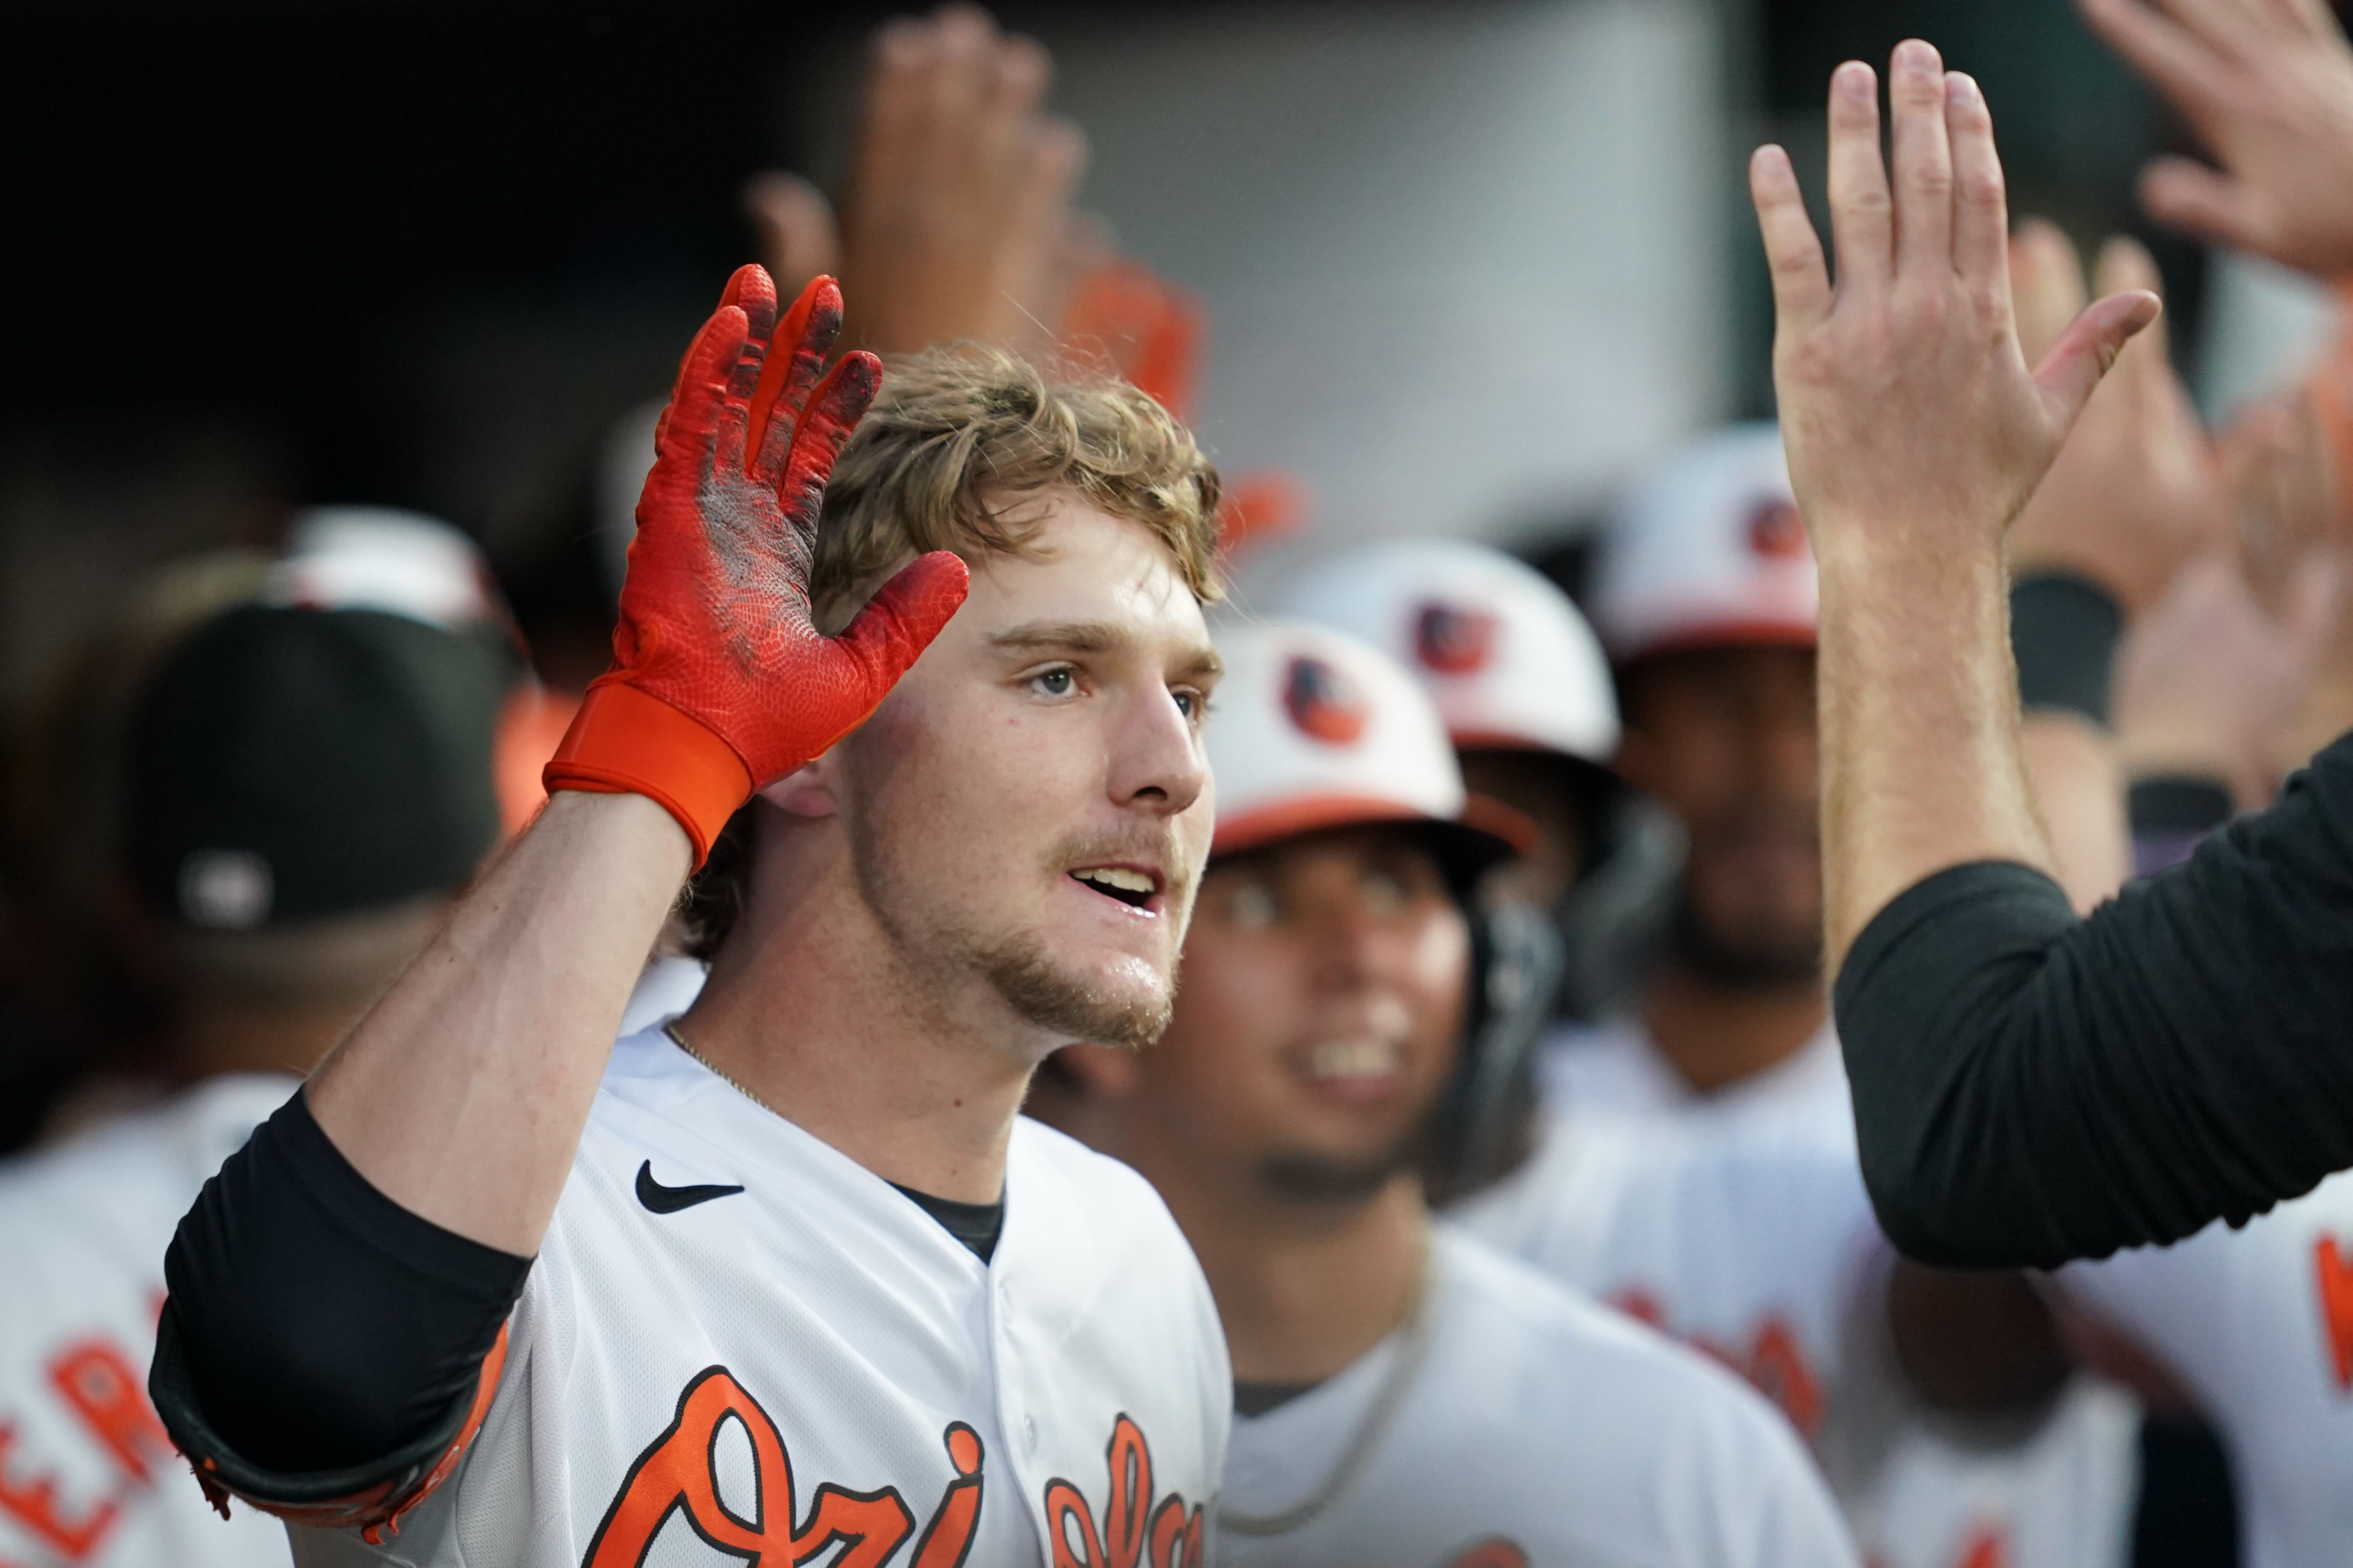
[[2115, 544, 2341, 807], [744, 4, 1088, 357], [2078, 0, 2353, 277], [2007, 222, 2225, 612], [1751, 43, 2160, 567]]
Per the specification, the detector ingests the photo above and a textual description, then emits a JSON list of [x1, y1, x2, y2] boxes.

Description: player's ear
[[759, 752, 842, 817], [1054, 1042, 1144, 1100]]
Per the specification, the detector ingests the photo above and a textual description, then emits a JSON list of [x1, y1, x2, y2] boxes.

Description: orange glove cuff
[[542, 682, 754, 868]]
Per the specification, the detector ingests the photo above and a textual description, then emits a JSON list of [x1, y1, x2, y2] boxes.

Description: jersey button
[[1023, 1414, 1038, 1453]]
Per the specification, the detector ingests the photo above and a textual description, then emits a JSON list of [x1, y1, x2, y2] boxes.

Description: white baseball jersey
[[292, 1026, 1230, 1568], [0, 1073, 297, 1568], [1464, 1022, 2141, 1568], [1220, 1226, 1859, 1568], [2060, 1168, 2353, 1568]]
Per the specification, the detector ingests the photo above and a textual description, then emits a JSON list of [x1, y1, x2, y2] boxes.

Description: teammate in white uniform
[[0, 528, 517, 1568], [1278, 458, 2149, 1568], [1040, 620, 1857, 1568], [150, 273, 1230, 1566]]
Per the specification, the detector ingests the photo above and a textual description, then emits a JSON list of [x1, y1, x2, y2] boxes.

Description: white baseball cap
[[1269, 539, 1618, 763], [1588, 422, 1815, 663], [1208, 620, 1527, 877]]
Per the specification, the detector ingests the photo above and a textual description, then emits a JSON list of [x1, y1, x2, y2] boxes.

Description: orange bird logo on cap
[[1412, 602, 1499, 675], [1284, 656, 1369, 745], [1746, 497, 1809, 560]]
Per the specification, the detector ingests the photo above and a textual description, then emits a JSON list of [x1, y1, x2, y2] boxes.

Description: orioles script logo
[[1043, 1413, 1205, 1568], [582, 1367, 983, 1567], [584, 1370, 1203, 1568]]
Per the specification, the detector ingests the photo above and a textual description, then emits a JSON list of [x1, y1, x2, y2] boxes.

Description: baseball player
[[0, 527, 517, 1567], [1276, 465, 2148, 1568], [150, 271, 1231, 1566], [1040, 618, 1857, 1567]]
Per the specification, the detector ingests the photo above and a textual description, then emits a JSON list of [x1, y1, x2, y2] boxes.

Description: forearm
[[1840, 731, 2353, 1265], [306, 789, 691, 1254], [2020, 713, 2131, 911], [1817, 535, 2054, 972]]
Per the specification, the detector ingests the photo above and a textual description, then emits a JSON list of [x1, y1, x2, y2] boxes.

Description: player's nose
[[1105, 682, 1209, 816]]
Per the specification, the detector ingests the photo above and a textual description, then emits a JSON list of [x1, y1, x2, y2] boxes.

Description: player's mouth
[[1067, 864, 1165, 915], [1295, 1037, 1408, 1103]]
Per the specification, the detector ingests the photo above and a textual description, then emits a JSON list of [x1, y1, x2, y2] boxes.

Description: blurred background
[[0, 0, 2340, 1144]]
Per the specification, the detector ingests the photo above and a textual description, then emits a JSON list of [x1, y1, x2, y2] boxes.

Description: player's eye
[[1028, 665, 1079, 699], [1360, 867, 1411, 914], [1171, 687, 1211, 725]]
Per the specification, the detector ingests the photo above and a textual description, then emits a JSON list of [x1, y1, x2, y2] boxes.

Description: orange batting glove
[[544, 266, 969, 865]]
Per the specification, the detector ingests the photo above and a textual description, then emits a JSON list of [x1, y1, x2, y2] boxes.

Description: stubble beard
[[849, 815, 1180, 1052], [1257, 1131, 1426, 1204]]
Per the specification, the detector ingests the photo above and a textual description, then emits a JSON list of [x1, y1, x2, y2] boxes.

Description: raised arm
[[1749, 40, 2158, 969], [153, 268, 967, 1525], [1758, 44, 2353, 1268]]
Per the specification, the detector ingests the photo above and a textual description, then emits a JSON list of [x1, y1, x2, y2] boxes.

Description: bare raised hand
[[1751, 41, 2162, 565], [745, 5, 1088, 357], [2079, 0, 2353, 277], [2006, 221, 2225, 612]]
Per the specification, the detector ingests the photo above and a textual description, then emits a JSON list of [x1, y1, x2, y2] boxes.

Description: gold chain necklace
[[663, 1020, 779, 1118], [1217, 1236, 1439, 1538]]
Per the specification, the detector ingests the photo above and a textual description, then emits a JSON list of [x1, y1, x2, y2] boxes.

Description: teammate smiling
[[1041, 620, 1857, 1567], [150, 271, 1233, 1565]]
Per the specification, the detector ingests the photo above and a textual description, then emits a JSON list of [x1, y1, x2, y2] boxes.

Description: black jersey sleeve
[[1835, 728, 2353, 1269], [150, 1086, 530, 1534]]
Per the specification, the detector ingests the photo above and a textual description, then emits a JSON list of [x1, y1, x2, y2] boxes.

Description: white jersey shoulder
[[1471, 1027, 2142, 1568], [293, 1028, 1227, 1568], [2062, 1167, 2353, 1568], [1536, 1018, 1852, 1134], [1220, 1226, 1859, 1568], [0, 1074, 297, 1568], [1457, 1095, 1876, 1442]]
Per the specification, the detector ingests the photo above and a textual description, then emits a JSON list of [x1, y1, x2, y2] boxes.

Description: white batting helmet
[[1588, 423, 1815, 663], [1268, 539, 1618, 763], [1207, 620, 1526, 876]]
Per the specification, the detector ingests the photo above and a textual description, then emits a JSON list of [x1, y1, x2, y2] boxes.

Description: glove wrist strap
[[542, 682, 752, 868]]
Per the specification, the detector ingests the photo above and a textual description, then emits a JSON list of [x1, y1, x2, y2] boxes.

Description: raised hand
[[2116, 544, 2341, 808], [545, 267, 971, 863], [2006, 221, 2225, 613], [1751, 42, 2161, 567], [2079, 0, 2353, 277], [745, 5, 1088, 357], [1753, 40, 2163, 967]]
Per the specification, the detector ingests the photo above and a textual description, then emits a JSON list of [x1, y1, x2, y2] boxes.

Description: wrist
[[542, 683, 754, 869], [2010, 573, 2123, 727]]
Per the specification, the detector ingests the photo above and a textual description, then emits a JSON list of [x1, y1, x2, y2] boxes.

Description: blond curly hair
[[808, 344, 1223, 631]]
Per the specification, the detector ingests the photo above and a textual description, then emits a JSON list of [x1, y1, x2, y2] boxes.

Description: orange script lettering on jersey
[[581, 1367, 982, 1568], [2314, 1234, 2353, 1390], [1041, 1413, 1204, 1568], [1605, 1286, 1825, 1437]]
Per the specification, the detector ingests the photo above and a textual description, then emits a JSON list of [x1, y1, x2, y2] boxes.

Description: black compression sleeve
[[152, 1086, 530, 1484], [2011, 573, 2123, 725], [1836, 728, 2353, 1269]]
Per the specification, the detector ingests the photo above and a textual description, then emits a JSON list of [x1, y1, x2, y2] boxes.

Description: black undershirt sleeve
[[151, 1087, 531, 1493], [1835, 728, 2353, 1269]]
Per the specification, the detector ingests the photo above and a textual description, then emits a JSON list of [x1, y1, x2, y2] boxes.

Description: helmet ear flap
[[1552, 790, 1686, 1025], [1422, 899, 1564, 1206]]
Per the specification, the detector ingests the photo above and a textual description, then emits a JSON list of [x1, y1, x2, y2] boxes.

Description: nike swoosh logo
[[635, 1160, 745, 1214]]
